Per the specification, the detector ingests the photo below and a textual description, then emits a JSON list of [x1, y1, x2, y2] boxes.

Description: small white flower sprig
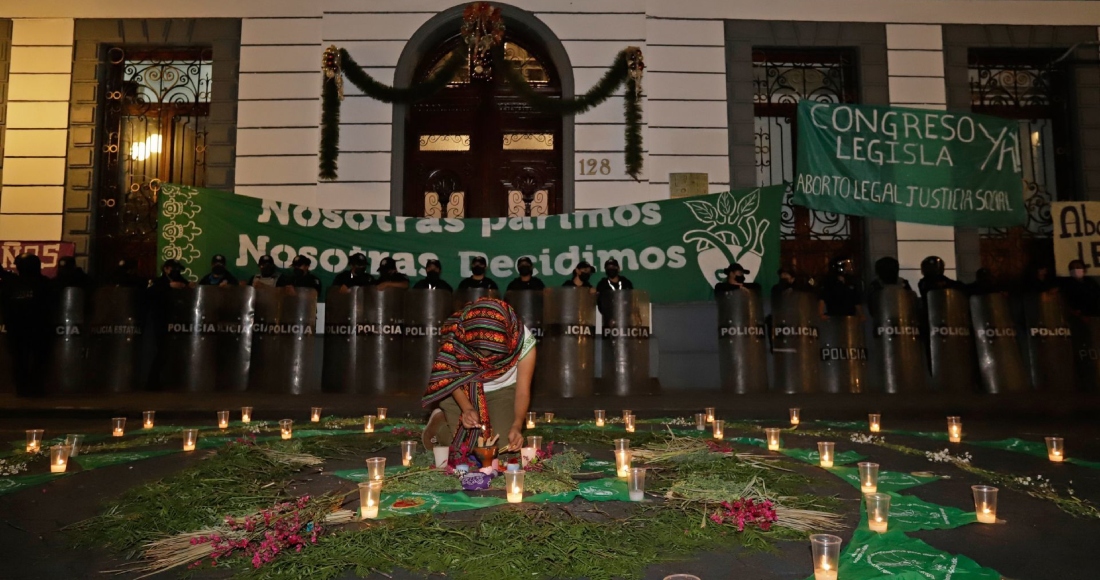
[[926, 448, 972, 464]]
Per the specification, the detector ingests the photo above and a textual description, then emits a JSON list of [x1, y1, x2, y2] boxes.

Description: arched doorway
[[403, 32, 564, 219]]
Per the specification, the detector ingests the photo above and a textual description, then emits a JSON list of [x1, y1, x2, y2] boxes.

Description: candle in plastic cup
[[594, 409, 606, 427], [366, 457, 386, 482], [869, 413, 881, 433], [1045, 437, 1065, 462], [625, 414, 636, 433], [433, 446, 449, 468], [241, 406, 253, 423], [765, 428, 781, 451], [695, 413, 707, 431], [613, 438, 630, 451], [622, 410, 632, 423], [49, 445, 70, 473], [25, 429, 44, 453], [973, 485, 998, 523], [280, 419, 293, 440], [376, 407, 387, 420], [401, 440, 416, 467], [64, 434, 84, 457], [704, 407, 715, 423], [810, 534, 842, 580], [543, 412, 554, 423], [526, 411, 536, 429], [712, 419, 724, 440], [947, 416, 962, 443], [789, 407, 800, 426], [520, 446, 537, 467], [143, 410, 155, 429], [858, 462, 879, 494], [183, 429, 199, 452], [359, 480, 382, 519], [217, 410, 229, 429], [866, 493, 891, 533], [628, 467, 646, 501], [311, 407, 322, 423], [112, 417, 126, 437], [505, 469, 525, 503], [615, 449, 632, 478], [817, 441, 835, 468], [527, 435, 543, 450], [364, 415, 376, 433]]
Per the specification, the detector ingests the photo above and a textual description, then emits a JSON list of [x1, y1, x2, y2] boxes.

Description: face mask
[[518, 265, 533, 276], [212, 264, 226, 275], [260, 265, 275, 276], [606, 268, 620, 278], [579, 272, 592, 282], [426, 269, 441, 279], [734, 275, 746, 283], [471, 265, 486, 276], [1073, 268, 1086, 279]]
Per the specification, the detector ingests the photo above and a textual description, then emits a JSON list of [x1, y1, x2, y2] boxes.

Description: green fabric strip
[[780, 448, 866, 466], [826, 466, 939, 493], [857, 492, 978, 533], [835, 528, 1001, 580], [0, 472, 68, 496], [75, 449, 179, 470]]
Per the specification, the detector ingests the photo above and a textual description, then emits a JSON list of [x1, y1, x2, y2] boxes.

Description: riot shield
[[770, 290, 821, 394], [87, 286, 144, 393], [505, 290, 544, 341], [538, 287, 596, 397], [158, 287, 218, 392], [214, 286, 254, 391], [1022, 291, 1076, 392], [44, 287, 87, 394], [358, 287, 405, 394], [969, 293, 1029, 394], [598, 289, 652, 396], [452, 288, 500, 312], [249, 287, 319, 394], [403, 289, 452, 394], [0, 306, 10, 393], [924, 288, 977, 392], [1071, 316, 1100, 392], [321, 288, 361, 393], [820, 315, 869, 394], [716, 289, 768, 394], [870, 285, 928, 394]]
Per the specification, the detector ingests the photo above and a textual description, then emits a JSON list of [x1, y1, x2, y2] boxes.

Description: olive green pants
[[438, 385, 516, 450]]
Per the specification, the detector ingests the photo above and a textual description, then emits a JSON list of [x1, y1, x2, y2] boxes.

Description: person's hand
[[219, 280, 229, 287], [505, 426, 524, 451], [338, 285, 351, 294], [460, 409, 480, 429]]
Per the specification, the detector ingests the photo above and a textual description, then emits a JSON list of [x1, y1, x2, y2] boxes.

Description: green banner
[[75, 449, 179, 470], [0, 472, 68, 496], [158, 183, 784, 303], [836, 529, 1001, 580], [858, 492, 977, 533], [827, 466, 939, 493], [781, 448, 866, 466], [793, 102, 1025, 227]]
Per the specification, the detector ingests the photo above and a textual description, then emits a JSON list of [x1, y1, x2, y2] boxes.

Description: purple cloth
[[460, 471, 492, 491]]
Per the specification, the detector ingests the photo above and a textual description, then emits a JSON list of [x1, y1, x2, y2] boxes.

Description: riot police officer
[[374, 256, 410, 290], [457, 256, 498, 290], [54, 256, 91, 289], [1060, 259, 1100, 317], [333, 252, 373, 290], [771, 266, 814, 300], [819, 256, 863, 319], [198, 254, 238, 286], [278, 255, 322, 294], [1, 254, 53, 397], [247, 255, 286, 288], [413, 258, 452, 291], [105, 258, 147, 288], [152, 259, 189, 291], [917, 256, 963, 299], [596, 258, 634, 315], [714, 262, 759, 295], [562, 260, 595, 288], [506, 256, 545, 291]]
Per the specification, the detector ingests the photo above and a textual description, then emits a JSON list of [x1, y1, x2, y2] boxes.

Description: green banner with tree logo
[[157, 183, 783, 303], [793, 101, 1026, 227]]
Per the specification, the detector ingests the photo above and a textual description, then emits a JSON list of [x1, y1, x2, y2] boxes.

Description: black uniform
[[771, 278, 814, 300], [279, 271, 322, 294], [198, 271, 239, 286], [54, 262, 91, 289], [374, 271, 410, 287], [918, 275, 963, 299], [413, 276, 453, 291], [507, 277, 546, 291], [1, 271, 53, 397], [1060, 277, 1100, 316], [457, 276, 498, 290], [819, 273, 863, 317], [332, 270, 374, 287], [595, 276, 634, 315], [247, 272, 287, 288], [561, 278, 593, 288], [714, 281, 761, 295]]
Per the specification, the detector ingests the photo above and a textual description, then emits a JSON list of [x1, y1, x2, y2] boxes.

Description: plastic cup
[[64, 434, 84, 457], [25, 429, 44, 453], [866, 493, 891, 532], [869, 413, 881, 433], [695, 413, 706, 431], [628, 467, 646, 501], [973, 485, 998, 523], [377, 407, 387, 420], [947, 416, 962, 443], [625, 414, 636, 433], [810, 534, 842, 580], [142, 410, 155, 429], [359, 480, 382, 519], [111, 417, 126, 437], [401, 440, 416, 467], [858, 462, 879, 494], [527, 435, 543, 450], [594, 409, 606, 427], [789, 407, 801, 426], [505, 469, 525, 503], [49, 445, 71, 473], [183, 429, 199, 451], [712, 419, 724, 440], [704, 407, 715, 423], [217, 410, 229, 429], [279, 419, 293, 439], [615, 449, 632, 478], [311, 407, 322, 422], [366, 457, 386, 482], [765, 427, 781, 451], [817, 441, 835, 467], [364, 415, 376, 433], [241, 406, 253, 423], [1045, 437, 1065, 462]]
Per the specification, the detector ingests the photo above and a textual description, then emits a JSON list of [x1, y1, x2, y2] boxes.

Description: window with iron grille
[[96, 46, 212, 277], [969, 49, 1071, 282], [752, 48, 863, 279]]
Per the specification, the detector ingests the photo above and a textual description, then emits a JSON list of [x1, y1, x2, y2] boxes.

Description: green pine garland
[[318, 46, 468, 181]]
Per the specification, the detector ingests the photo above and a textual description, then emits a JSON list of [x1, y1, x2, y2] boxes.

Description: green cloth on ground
[[75, 449, 179, 470], [526, 477, 633, 503], [579, 458, 617, 477], [780, 448, 866, 466], [815, 420, 867, 430], [858, 492, 977, 533], [826, 466, 939, 492], [329, 465, 408, 482], [835, 529, 1001, 580], [367, 491, 507, 519], [0, 472, 68, 496], [969, 437, 1100, 469], [728, 436, 768, 449]]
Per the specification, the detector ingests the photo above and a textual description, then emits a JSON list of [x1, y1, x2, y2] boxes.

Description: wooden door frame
[[389, 3, 575, 216]]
